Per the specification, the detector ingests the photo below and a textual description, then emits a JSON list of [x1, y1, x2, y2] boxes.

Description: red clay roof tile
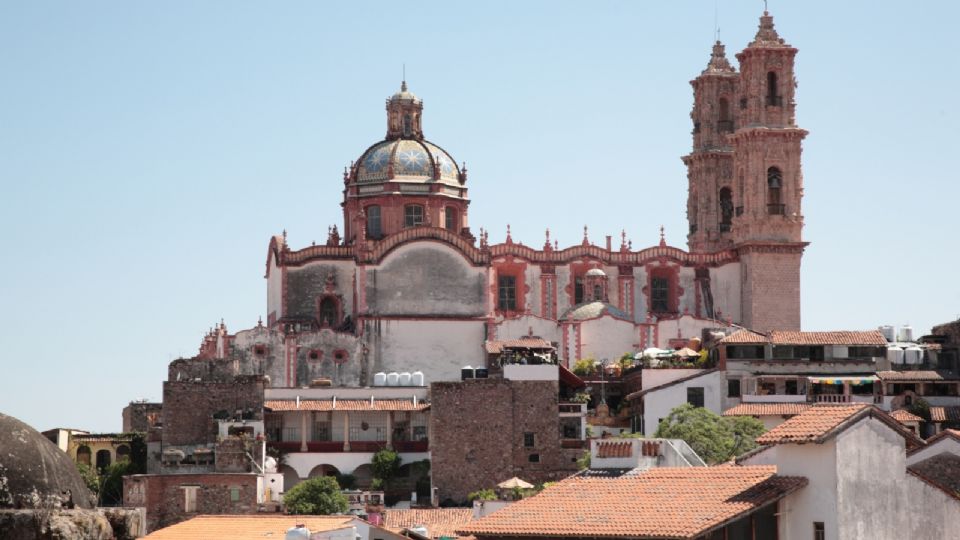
[[722, 403, 811, 417], [384, 508, 475, 539]]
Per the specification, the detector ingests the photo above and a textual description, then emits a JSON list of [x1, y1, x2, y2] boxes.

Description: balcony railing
[[814, 394, 850, 403], [559, 403, 587, 414], [767, 204, 786, 215], [267, 439, 429, 453]]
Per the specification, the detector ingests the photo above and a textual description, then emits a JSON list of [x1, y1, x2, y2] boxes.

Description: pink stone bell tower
[[685, 11, 808, 332]]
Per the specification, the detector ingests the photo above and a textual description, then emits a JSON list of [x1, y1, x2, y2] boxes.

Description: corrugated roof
[[264, 399, 429, 412], [457, 466, 806, 539]]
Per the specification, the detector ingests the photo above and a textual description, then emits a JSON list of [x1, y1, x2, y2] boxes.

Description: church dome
[[0, 412, 96, 509], [355, 139, 461, 185], [561, 301, 631, 322]]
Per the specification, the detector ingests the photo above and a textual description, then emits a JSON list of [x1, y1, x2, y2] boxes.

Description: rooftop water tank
[[286, 526, 311, 540], [373, 372, 387, 386], [879, 325, 896, 342], [899, 326, 914, 343], [411, 371, 425, 386], [461, 366, 475, 380], [905, 346, 922, 365], [398, 372, 412, 386], [386, 372, 400, 386], [475, 367, 489, 379], [887, 346, 904, 365]]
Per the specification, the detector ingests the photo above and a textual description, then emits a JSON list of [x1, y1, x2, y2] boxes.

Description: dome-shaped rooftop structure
[[585, 268, 607, 277], [355, 138, 461, 185], [561, 301, 631, 322], [0, 412, 96, 509]]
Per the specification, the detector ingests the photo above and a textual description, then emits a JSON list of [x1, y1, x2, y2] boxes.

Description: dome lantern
[[386, 80, 424, 140]]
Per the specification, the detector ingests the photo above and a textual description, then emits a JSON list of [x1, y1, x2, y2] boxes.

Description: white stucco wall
[[906, 436, 960, 465], [710, 262, 741, 324], [677, 267, 697, 316], [836, 419, 960, 539], [653, 315, 719, 349], [578, 317, 637, 363], [495, 316, 561, 345], [642, 369, 709, 391], [741, 441, 839, 540], [267, 255, 283, 321], [285, 451, 430, 480], [641, 370, 722, 435], [372, 319, 486, 382]]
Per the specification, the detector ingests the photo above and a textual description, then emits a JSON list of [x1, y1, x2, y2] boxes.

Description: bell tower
[[730, 11, 808, 332], [683, 41, 739, 253]]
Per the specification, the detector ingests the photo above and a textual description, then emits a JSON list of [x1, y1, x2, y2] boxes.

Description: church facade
[[181, 12, 807, 389]]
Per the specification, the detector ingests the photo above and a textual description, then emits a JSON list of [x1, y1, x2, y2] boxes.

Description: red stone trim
[[540, 274, 557, 320], [492, 257, 529, 316]]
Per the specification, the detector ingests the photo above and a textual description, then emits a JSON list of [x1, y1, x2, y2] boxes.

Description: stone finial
[[282, 229, 287, 245], [620, 229, 628, 251], [659, 225, 666, 247], [257, 316, 263, 328], [554, 239, 559, 251], [506, 224, 513, 244], [704, 40, 735, 74], [460, 162, 468, 183], [544, 228, 552, 250], [343, 166, 350, 183], [582, 225, 590, 246]]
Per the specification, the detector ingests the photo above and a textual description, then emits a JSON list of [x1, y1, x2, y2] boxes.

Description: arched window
[[365, 205, 382, 239], [718, 98, 732, 132], [767, 167, 784, 215], [719, 187, 733, 231], [404, 204, 424, 227], [116, 444, 131, 462], [766, 72, 780, 106], [403, 114, 412, 137], [77, 445, 91, 466], [96, 449, 112, 471], [319, 297, 338, 327], [444, 207, 457, 231]]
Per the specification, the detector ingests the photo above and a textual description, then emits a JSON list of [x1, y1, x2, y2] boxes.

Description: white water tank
[[286, 526, 311, 540], [899, 326, 914, 343], [905, 346, 922, 365], [373, 372, 387, 386], [887, 346, 904, 365], [411, 371, 425, 386], [386, 372, 400, 386], [879, 325, 896, 342], [398, 372, 412, 386]]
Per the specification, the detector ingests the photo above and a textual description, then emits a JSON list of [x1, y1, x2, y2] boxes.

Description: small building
[[721, 402, 811, 431], [582, 437, 705, 476], [624, 368, 723, 435]]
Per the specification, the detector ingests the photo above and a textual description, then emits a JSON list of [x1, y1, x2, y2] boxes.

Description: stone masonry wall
[[741, 250, 801, 333], [123, 473, 258, 533], [162, 376, 265, 447], [122, 402, 162, 433], [430, 378, 578, 504]]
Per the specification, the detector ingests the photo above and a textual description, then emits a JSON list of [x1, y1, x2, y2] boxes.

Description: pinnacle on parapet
[[750, 10, 786, 46], [704, 41, 735, 74]]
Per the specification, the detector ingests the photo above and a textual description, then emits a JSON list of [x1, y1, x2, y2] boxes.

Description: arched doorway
[[76, 445, 91, 466], [96, 449, 112, 471], [116, 444, 131, 463], [280, 464, 301, 492], [307, 464, 341, 479]]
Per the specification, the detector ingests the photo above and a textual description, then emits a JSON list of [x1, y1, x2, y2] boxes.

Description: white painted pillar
[[343, 413, 351, 451], [300, 411, 308, 452]]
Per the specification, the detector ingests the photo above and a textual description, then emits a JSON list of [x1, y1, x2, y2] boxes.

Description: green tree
[[283, 476, 349, 515], [654, 403, 765, 464], [467, 488, 496, 502], [371, 449, 401, 485], [572, 357, 596, 376], [576, 450, 591, 470], [76, 462, 101, 498], [99, 461, 133, 506]]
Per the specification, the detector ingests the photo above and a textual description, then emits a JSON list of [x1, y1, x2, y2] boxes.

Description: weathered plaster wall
[[578, 317, 636, 363], [285, 261, 355, 320], [710, 262, 741, 323], [494, 316, 560, 345], [366, 243, 485, 316], [366, 319, 485, 382], [641, 370, 722, 436], [267, 256, 283, 322], [907, 437, 960, 465], [642, 369, 709, 391]]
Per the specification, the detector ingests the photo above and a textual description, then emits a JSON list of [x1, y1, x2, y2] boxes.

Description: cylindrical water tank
[[286, 526, 311, 540], [373, 372, 387, 386], [398, 372, 412, 386], [887, 346, 904, 365], [386, 372, 400, 386], [879, 325, 896, 342], [461, 366, 475, 380], [411, 371, 425, 386], [905, 347, 922, 365], [900, 326, 914, 343], [475, 367, 489, 379]]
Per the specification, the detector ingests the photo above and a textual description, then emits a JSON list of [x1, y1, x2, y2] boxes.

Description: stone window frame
[[403, 204, 424, 228], [444, 206, 458, 231]]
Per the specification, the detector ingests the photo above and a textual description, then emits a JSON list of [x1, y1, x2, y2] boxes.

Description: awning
[[808, 376, 877, 385]]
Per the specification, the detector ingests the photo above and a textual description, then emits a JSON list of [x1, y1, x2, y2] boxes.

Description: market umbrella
[[497, 477, 534, 489]]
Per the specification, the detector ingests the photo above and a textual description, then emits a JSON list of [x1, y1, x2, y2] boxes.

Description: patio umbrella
[[497, 477, 534, 489]]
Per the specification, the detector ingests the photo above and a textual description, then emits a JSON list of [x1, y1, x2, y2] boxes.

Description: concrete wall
[[366, 319, 485, 382], [365, 243, 486, 317], [640, 372, 721, 435], [641, 370, 723, 435]]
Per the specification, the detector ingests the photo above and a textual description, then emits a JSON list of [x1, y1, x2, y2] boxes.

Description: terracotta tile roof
[[624, 369, 718, 401], [144, 515, 355, 539], [457, 466, 806, 539], [877, 370, 959, 381], [930, 407, 960, 423], [384, 508, 474, 539], [889, 409, 923, 423], [755, 404, 923, 448], [596, 441, 633, 458], [770, 330, 887, 345], [264, 399, 429, 412], [908, 453, 960, 501], [484, 338, 553, 354], [722, 403, 811, 417], [719, 329, 768, 344]]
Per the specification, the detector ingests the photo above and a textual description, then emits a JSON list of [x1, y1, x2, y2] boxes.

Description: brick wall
[[430, 379, 579, 504], [122, 402, 163, 433], [162, 376, 265, 447], [123, 473, 259, 533], [740, 250, 802, 333]]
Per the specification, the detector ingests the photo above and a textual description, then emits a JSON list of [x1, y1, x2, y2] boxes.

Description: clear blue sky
[[1, 1, 958, 432]]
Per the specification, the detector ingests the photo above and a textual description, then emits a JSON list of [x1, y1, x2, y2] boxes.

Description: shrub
[[283, 476, 348, 515]]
